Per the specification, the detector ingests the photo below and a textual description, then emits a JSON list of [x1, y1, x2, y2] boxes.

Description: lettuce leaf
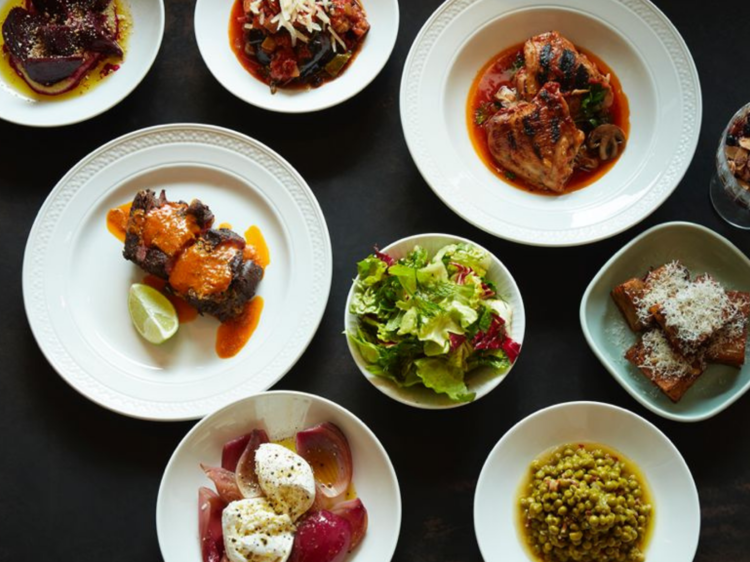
[[414, 358, 475, 402]]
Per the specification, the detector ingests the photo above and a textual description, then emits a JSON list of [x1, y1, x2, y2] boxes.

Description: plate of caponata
[[22, 123, 332, 421], [400, 0, 701, 246]]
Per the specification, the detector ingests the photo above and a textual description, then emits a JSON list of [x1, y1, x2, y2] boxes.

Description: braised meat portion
[[485, 82, 585, 192], [168, 229, 264, 322], [122, 190, 264, 322], [2, 0, 122, 93], [514, 31, 613, 109], [123, 190, 214, 279]]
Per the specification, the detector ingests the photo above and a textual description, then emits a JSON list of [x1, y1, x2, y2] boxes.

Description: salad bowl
[[474, 401, 700, 562], [345, 233, 525, 409], [157, 390, 401, 562]]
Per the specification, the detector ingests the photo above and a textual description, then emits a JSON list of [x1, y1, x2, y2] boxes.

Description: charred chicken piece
[[514, 31, 613, 107], [168, 229, 264, 322], [123, 190, 215, 280], [486, 82, 585, 192]]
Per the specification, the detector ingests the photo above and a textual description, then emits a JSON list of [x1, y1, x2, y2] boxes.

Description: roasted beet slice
[[2, 8, 40, 59], [38, 24, 80, 56], [23, 55, 86, 84], [29, 0, 68, 17], [289, 510, 352, 562]]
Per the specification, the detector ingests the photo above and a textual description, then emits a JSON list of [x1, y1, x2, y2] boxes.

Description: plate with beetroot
[[0, 0, 163, 127], [157, 391, 401, 562]]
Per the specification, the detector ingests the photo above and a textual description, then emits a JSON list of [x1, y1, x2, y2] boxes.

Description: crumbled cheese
[[253, 0, 346, 49], [659, 275, 733, 347], [638, 330, 701, 379], [634, 261, 690, 322]]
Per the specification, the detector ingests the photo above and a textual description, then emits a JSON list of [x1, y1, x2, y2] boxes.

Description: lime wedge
[[128, 283, 179, 344]]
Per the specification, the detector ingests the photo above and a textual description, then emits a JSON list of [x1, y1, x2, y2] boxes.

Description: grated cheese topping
[[638, 330, 702, 379], [248, 0, 347, 50], [634, 261, 690, 323], [659, 275, 734, 347]]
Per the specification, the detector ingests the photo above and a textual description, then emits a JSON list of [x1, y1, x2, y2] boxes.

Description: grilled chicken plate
[[486, 82, 585, 192]]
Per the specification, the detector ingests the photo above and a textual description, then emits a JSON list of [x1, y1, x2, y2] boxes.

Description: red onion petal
[[330, 499, 368, 551], [296, 423, 353, 502], [198, 487, 226, 562], [235, 429, 270, 498], [222, 428, 269, 472], [200, 465, 244, 504], [289, 510, 352, 562]]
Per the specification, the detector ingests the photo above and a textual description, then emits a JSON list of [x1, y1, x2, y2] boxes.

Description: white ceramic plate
[[344, 233, 525, 409], [474, 401, 700, 562], [400, 0, 701, 246], [0, 0, 164, 127], [157, 391, 401, 562], [194, 0, 399, 113], [581, 222, 750, 422], [22, 124, 332, 421]]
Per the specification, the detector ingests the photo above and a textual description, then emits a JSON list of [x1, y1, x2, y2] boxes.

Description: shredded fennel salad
[[348, 243, 521, 403]]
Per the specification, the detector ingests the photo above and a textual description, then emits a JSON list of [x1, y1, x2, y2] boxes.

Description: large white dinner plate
[[474, 402, 700, 562], [194, 0, 399, 113], [22, 124, 332, 421], [157, 391, 401, 562], [0, 0, 164, 127], [400, 0, 701, 246]]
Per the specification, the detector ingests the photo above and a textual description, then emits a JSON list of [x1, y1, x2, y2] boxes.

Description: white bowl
[[400, 0, 701, 246], [344, 233, 526, 409], [0, 0, 164, 127], [156, 391, 401, 562], [580, 222, 750, 422], [194, 0, 399, 113], [474, 401, 700, 562]]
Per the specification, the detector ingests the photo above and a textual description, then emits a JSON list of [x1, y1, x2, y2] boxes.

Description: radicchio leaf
[[373, 246, 394, 267]]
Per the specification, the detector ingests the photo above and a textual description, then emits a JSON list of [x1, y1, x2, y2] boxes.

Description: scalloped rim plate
[[474, 401, 700, 562], [194, 0, 399, 113], [22, 123, 332, 421], [157, 391, 402, 562], [580, 222, 750, 422], [0, 0, 164, 127], [400, 0, 701, 246]]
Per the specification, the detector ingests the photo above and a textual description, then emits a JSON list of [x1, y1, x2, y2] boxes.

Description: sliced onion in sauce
[[200, 464, 244, 504], [235, 429, 270, 498], [295, 422, 353, 503]]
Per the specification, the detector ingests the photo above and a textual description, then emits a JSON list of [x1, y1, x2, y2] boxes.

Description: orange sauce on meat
[[468, 42, 630, 196], [244, 225, 270, 269], [0, 0, 131, 100], [169, 243, 238, 297], [142, 203, 200, 256], [106, 202, 132, 242], [142, 274, 198, 323], [216, 297, 264, 358], [106, 201, 268, 358]]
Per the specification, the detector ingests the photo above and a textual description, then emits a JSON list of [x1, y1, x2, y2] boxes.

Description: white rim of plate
[[579, 221, 750, 422], [194, 0, 400, 113], [156, 390, 402, 562], [22, 123, 332, 421], [474, 400, 700, 562], [400, 0, 702, 246], [0, 0, 165, 127]]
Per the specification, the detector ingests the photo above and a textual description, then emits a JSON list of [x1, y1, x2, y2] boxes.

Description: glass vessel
[[710, 102, 750, 229]]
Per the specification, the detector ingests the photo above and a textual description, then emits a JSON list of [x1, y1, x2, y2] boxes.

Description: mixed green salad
[[348, 243, 521, 403]]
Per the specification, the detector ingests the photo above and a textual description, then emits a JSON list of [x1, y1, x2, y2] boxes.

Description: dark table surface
[[2, 0, 750, 560]]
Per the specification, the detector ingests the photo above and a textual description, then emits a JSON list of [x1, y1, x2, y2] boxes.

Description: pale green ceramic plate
[[580, 222, 750, 422]]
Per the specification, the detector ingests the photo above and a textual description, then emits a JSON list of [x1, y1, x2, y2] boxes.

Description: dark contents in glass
[[468, 32, 629, 195], [519, 443, 653, 562], [229, 0, 369, 94], [725, 111, 750, 191]]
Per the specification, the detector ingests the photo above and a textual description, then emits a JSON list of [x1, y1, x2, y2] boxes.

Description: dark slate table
[[1, 0, 749, 560]]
